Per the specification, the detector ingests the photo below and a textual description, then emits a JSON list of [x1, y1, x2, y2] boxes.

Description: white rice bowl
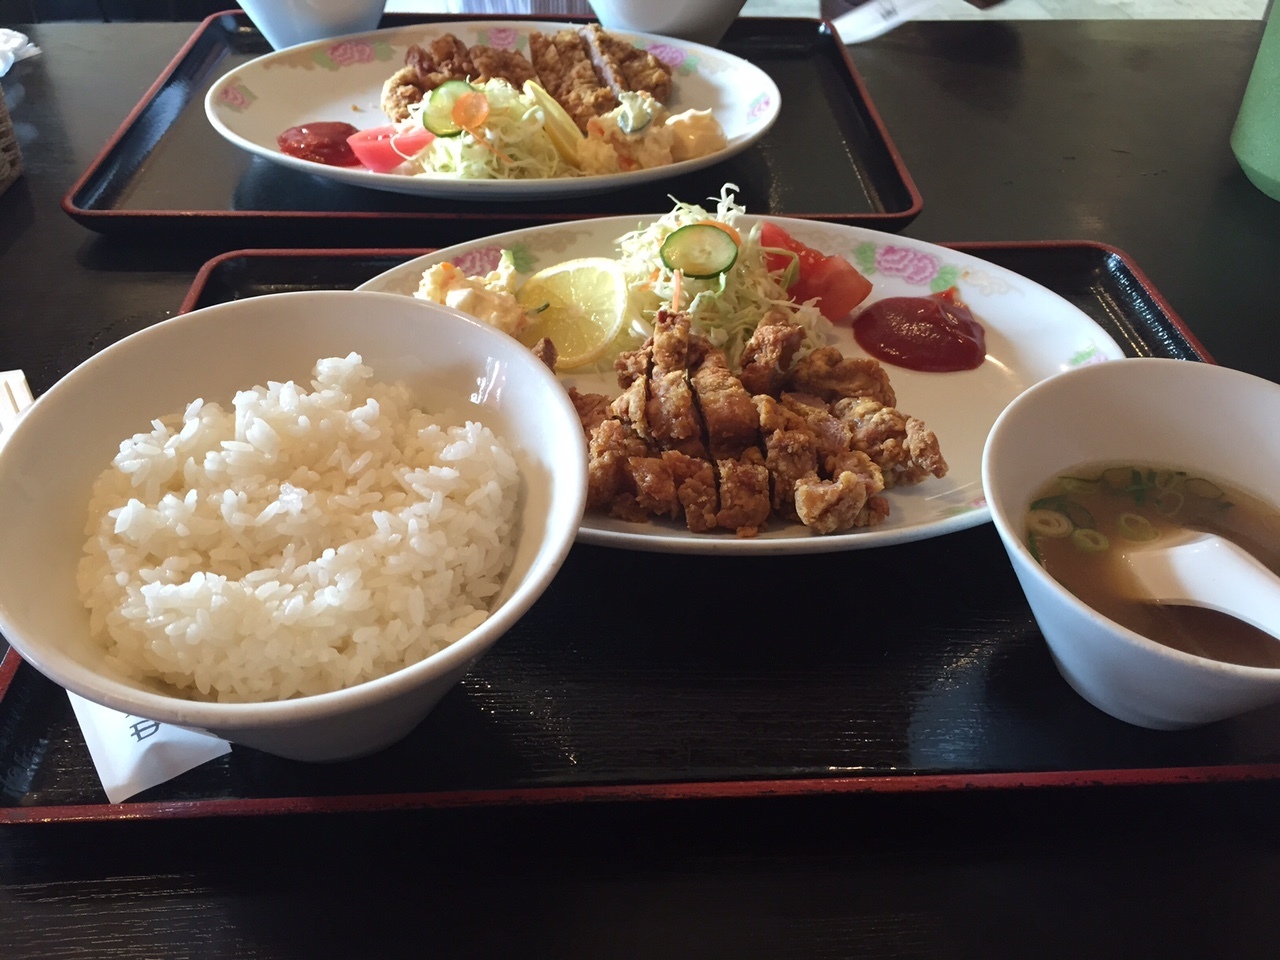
[[0, 290, 587, 761], [78, 353, 520, 703]]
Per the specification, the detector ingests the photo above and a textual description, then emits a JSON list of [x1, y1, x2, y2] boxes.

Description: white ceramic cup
[[587, 0, 747, 46], [239, 0, 387, 51]]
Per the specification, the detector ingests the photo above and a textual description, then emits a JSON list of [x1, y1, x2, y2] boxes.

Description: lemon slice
[[523, 80, 584, 168], [515, 258, 629, 369]]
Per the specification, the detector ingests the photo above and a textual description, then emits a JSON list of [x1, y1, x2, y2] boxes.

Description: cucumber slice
[[423, 80, 476, 137], [659, 223, 740, 279]]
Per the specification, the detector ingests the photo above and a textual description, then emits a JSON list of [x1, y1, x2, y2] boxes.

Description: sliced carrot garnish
[[452, 91, 490, 129], [695, 219, 742, 247]]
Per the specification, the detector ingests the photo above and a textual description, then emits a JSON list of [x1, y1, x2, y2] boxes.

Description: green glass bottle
[[1232, 4, 1280, 200]]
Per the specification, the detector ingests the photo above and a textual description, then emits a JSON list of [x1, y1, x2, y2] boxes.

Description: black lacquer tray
[[60, 11, 922, 248], [6, 239, 1271, 826]]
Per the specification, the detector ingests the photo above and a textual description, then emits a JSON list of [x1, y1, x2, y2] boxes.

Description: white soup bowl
[[588, 0, 747, 46], [982, 357, 1280, 730], [240, 0, 387, 51]]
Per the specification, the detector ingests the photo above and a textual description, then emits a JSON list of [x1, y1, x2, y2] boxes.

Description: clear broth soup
[[1027, 463, 1280, 668]]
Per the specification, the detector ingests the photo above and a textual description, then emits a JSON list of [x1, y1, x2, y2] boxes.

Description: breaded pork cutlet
[[690, 344, 759, 462], [625, 450, 719, 531], [795, 469, 888, 534], [714, 447, 771, 537], [581, 401, 719, 530], [569, 386, 612, 436], [609, 346, 651, 439], [778, 392, 854, 463], [755, 392, 888, 531], [668, 451, 719, 532], [739, 309, 806, 397], [381, 35, 476, 122], [585, 418, 650, 520], [381, 35, 539, 122], [548, 298, 944, 537], [785, 345, 897, 408], [381, 27, 675, 132], [579, 24, 673, 104], [531, 337, 557, 370], [527, 28, 620, 131], [754, 394, 819, 522], [833, 396, 948, 488], [645, 309, 707, 458], [470, 43, 539, 90], [624, 455, 681, 520]]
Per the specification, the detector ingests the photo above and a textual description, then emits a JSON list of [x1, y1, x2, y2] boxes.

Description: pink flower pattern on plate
[[875, 246, 940, 286], [451, 247, 503, 275], [327, 40, 375, 67], [486, 28, 520, 50], [218, 84, 254, 111], [648, 44, 686, 70]]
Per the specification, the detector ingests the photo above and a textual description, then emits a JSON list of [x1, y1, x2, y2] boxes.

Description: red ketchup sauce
[[277, 122, 361, 166], [852, 287, 987, 372]]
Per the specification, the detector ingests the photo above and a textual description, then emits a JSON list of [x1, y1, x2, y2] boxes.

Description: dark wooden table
[[4, 15, 1280, 958]]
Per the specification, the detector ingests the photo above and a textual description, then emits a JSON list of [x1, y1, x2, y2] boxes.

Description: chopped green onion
[[1031, 495, 1096, 530], [1117, 512, 1158, 541], [1071, 528, 1110, 552], [1059, 476, 1100, 494], [1027, 508, 1073, 538], [1184, 476, 1225, 500]]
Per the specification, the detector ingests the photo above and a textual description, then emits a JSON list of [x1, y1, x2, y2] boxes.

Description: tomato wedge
[[760, 221, 873, 322], [761, 221, 826, 275], [793, 255, 874, 323], [346, 125, 436, 173]]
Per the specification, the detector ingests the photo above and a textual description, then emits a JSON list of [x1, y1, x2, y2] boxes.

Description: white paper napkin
[[68, 694, 232, 804], [0, 29, 41, 78], [0, 369, 31, 435], [830, 0, 937, 42], [0, 369, 233, 804]]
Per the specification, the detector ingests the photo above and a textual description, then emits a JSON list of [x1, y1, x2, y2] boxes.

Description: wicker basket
[[0, 84, 21, 197]]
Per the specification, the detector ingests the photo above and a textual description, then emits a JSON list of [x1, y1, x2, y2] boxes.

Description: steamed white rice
[[77, 353, 521, 703]]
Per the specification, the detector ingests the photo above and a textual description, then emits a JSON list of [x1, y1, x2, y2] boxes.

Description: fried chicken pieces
[[381, 25, 674, 131], [567, 311, 948, 538]]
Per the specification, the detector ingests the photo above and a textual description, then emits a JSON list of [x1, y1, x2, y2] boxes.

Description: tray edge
[[60, 12, 924, 234]]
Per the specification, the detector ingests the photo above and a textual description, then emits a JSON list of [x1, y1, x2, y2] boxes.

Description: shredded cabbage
[[612, 184, 833, 368], [406, 80, 577, 181]]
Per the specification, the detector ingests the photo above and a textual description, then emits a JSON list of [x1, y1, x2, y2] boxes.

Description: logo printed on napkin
[[68, 693, 232, 804]]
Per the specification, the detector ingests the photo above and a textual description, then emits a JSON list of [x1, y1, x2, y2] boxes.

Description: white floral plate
[[359, 217, 1126, 554], [204, 21, 781, 201]]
